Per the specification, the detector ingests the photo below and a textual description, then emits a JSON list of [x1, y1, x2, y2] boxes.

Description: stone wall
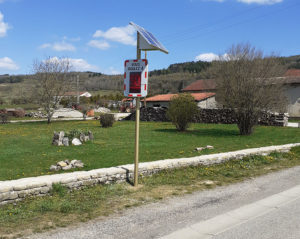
[[124, 107, 288, 126], [194, 109, 288, 126], [1, 143, 299, 205]]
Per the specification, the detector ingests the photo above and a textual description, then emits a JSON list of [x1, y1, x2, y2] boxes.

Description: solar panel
[[129, 22, 168, 54]]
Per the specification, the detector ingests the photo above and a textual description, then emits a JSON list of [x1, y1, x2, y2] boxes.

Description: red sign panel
[[129, 72, 141, 93]]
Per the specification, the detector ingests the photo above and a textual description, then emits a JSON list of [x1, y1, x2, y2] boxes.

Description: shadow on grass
[[154, 128, 240, 137]]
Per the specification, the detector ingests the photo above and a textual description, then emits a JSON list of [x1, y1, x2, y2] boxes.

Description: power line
[[165, 1, 300, 46]]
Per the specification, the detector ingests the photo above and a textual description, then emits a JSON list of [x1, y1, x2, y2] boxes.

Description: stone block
[[13, 184, 28, 191], [40, 186, 50, 194], [62, 165, 72, 171], [63, 137, 69, 146], [0, 185, 13, 193], [57, 161, 67, 167]]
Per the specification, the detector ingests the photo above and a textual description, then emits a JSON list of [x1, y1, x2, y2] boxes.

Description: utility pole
[[77, 74, 80, 105]]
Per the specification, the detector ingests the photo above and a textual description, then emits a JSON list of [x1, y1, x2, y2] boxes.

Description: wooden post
[[76, 75, 80, 105], [144, 51, 147, 108], [134, 32, 142, 187]]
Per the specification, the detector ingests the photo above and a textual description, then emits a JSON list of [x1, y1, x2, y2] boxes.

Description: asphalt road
[[27, 166, 300, 239], [214, 198, 300, 239]]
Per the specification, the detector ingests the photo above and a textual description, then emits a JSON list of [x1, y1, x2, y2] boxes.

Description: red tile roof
[[285, 69, 300, 77], [146, 93, 215, 102], [182, 79, 216, 92]]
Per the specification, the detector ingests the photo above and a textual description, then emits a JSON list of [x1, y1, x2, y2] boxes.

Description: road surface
[[28, 166, 300, 239]]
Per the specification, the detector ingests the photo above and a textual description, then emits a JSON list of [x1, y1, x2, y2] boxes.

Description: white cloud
[[93, 25, 136, 46], [237, 0, 282, 4], [52, 42, 76, 51], [195, 53, 229, 62], [39, 43, 51, 49], [45, 57, 99, 72], [0, 57, 19, 70], [63, 36, 80, 42], [88, 40, 110, 50], [0, 12, 10, 37], [69, 58, 99, 71], [39, 41, 76, 52], [195, 53, 220, 62]]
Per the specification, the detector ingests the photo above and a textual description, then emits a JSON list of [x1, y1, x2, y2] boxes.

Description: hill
[[0, 55, 299, 106]]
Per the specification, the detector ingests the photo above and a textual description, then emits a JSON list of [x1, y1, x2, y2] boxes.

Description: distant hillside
[[280, 55, 300, 69], [150, 61, 211, 76], [0, 54, 299, 105]]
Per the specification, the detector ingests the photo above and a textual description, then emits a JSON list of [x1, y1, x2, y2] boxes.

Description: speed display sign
[[124, 59, 148, 97]]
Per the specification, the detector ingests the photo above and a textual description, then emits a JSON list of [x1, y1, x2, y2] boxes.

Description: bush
[[167, 93, 198, 131], [100, 114, 115, 128], [0, 113, 9, 124], [13, 109, 25, 118]]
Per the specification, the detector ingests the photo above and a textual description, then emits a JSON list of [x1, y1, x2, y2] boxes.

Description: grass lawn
[[0, 120, 299, 181], [1, 147, 300, 238]]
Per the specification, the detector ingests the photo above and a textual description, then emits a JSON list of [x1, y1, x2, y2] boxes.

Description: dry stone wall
[[1, 143, 299, 205], [124, 107, 288, 126]]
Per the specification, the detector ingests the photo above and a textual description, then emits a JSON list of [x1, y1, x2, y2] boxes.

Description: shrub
[[79, 104, 90, 120], [65, 129, 89, 140], [0, 113, 9, 124], [13, 109, 25, 118], [167, 93, 198, 131], [100, 114, 115, 128]]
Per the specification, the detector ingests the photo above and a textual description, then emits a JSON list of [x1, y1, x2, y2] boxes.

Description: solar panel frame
[[130, 22, 168, 54]]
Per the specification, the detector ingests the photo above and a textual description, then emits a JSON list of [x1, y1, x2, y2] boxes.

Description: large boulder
[[72, 138, 82, 146]]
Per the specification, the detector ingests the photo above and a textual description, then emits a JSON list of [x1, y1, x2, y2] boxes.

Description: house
[[283, 69, 300, 117], [145, 92, 216, 109], [181, 72, 300, 117], [182, 79, 216, 93], [180, 79, 217, 108]]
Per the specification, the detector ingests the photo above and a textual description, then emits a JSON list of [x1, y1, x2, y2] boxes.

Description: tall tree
[[209, 43, 287, 135], [33, 57, 72, 124]]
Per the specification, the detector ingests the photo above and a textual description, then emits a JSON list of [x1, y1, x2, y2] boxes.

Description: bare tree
[[33, 57, 72, 124], [209, 43, 287, 135]]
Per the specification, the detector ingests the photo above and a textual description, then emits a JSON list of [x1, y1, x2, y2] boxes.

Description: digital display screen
[[129, 72, 141, 93]]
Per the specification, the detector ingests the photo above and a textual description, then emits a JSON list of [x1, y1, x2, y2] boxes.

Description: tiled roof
[[285, 69, 300, 77], [146, 93, 215, 102], [182, 79, 216, 92]]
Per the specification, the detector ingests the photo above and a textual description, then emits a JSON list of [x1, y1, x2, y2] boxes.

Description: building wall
[[197, 97, 217, 109], [146, 97, 217, 109], [286, 85, 300, 117]]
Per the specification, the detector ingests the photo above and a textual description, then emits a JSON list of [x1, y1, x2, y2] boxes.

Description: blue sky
[[0, 0, 299, 75]]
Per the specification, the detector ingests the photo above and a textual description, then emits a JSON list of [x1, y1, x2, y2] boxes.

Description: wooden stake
[[134, 32, 141, 187]]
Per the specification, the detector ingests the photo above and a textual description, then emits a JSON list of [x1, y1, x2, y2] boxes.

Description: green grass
[[289, 118, 300, 123], [0, 120, 299, 181], [1, 147, 300, 238]]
